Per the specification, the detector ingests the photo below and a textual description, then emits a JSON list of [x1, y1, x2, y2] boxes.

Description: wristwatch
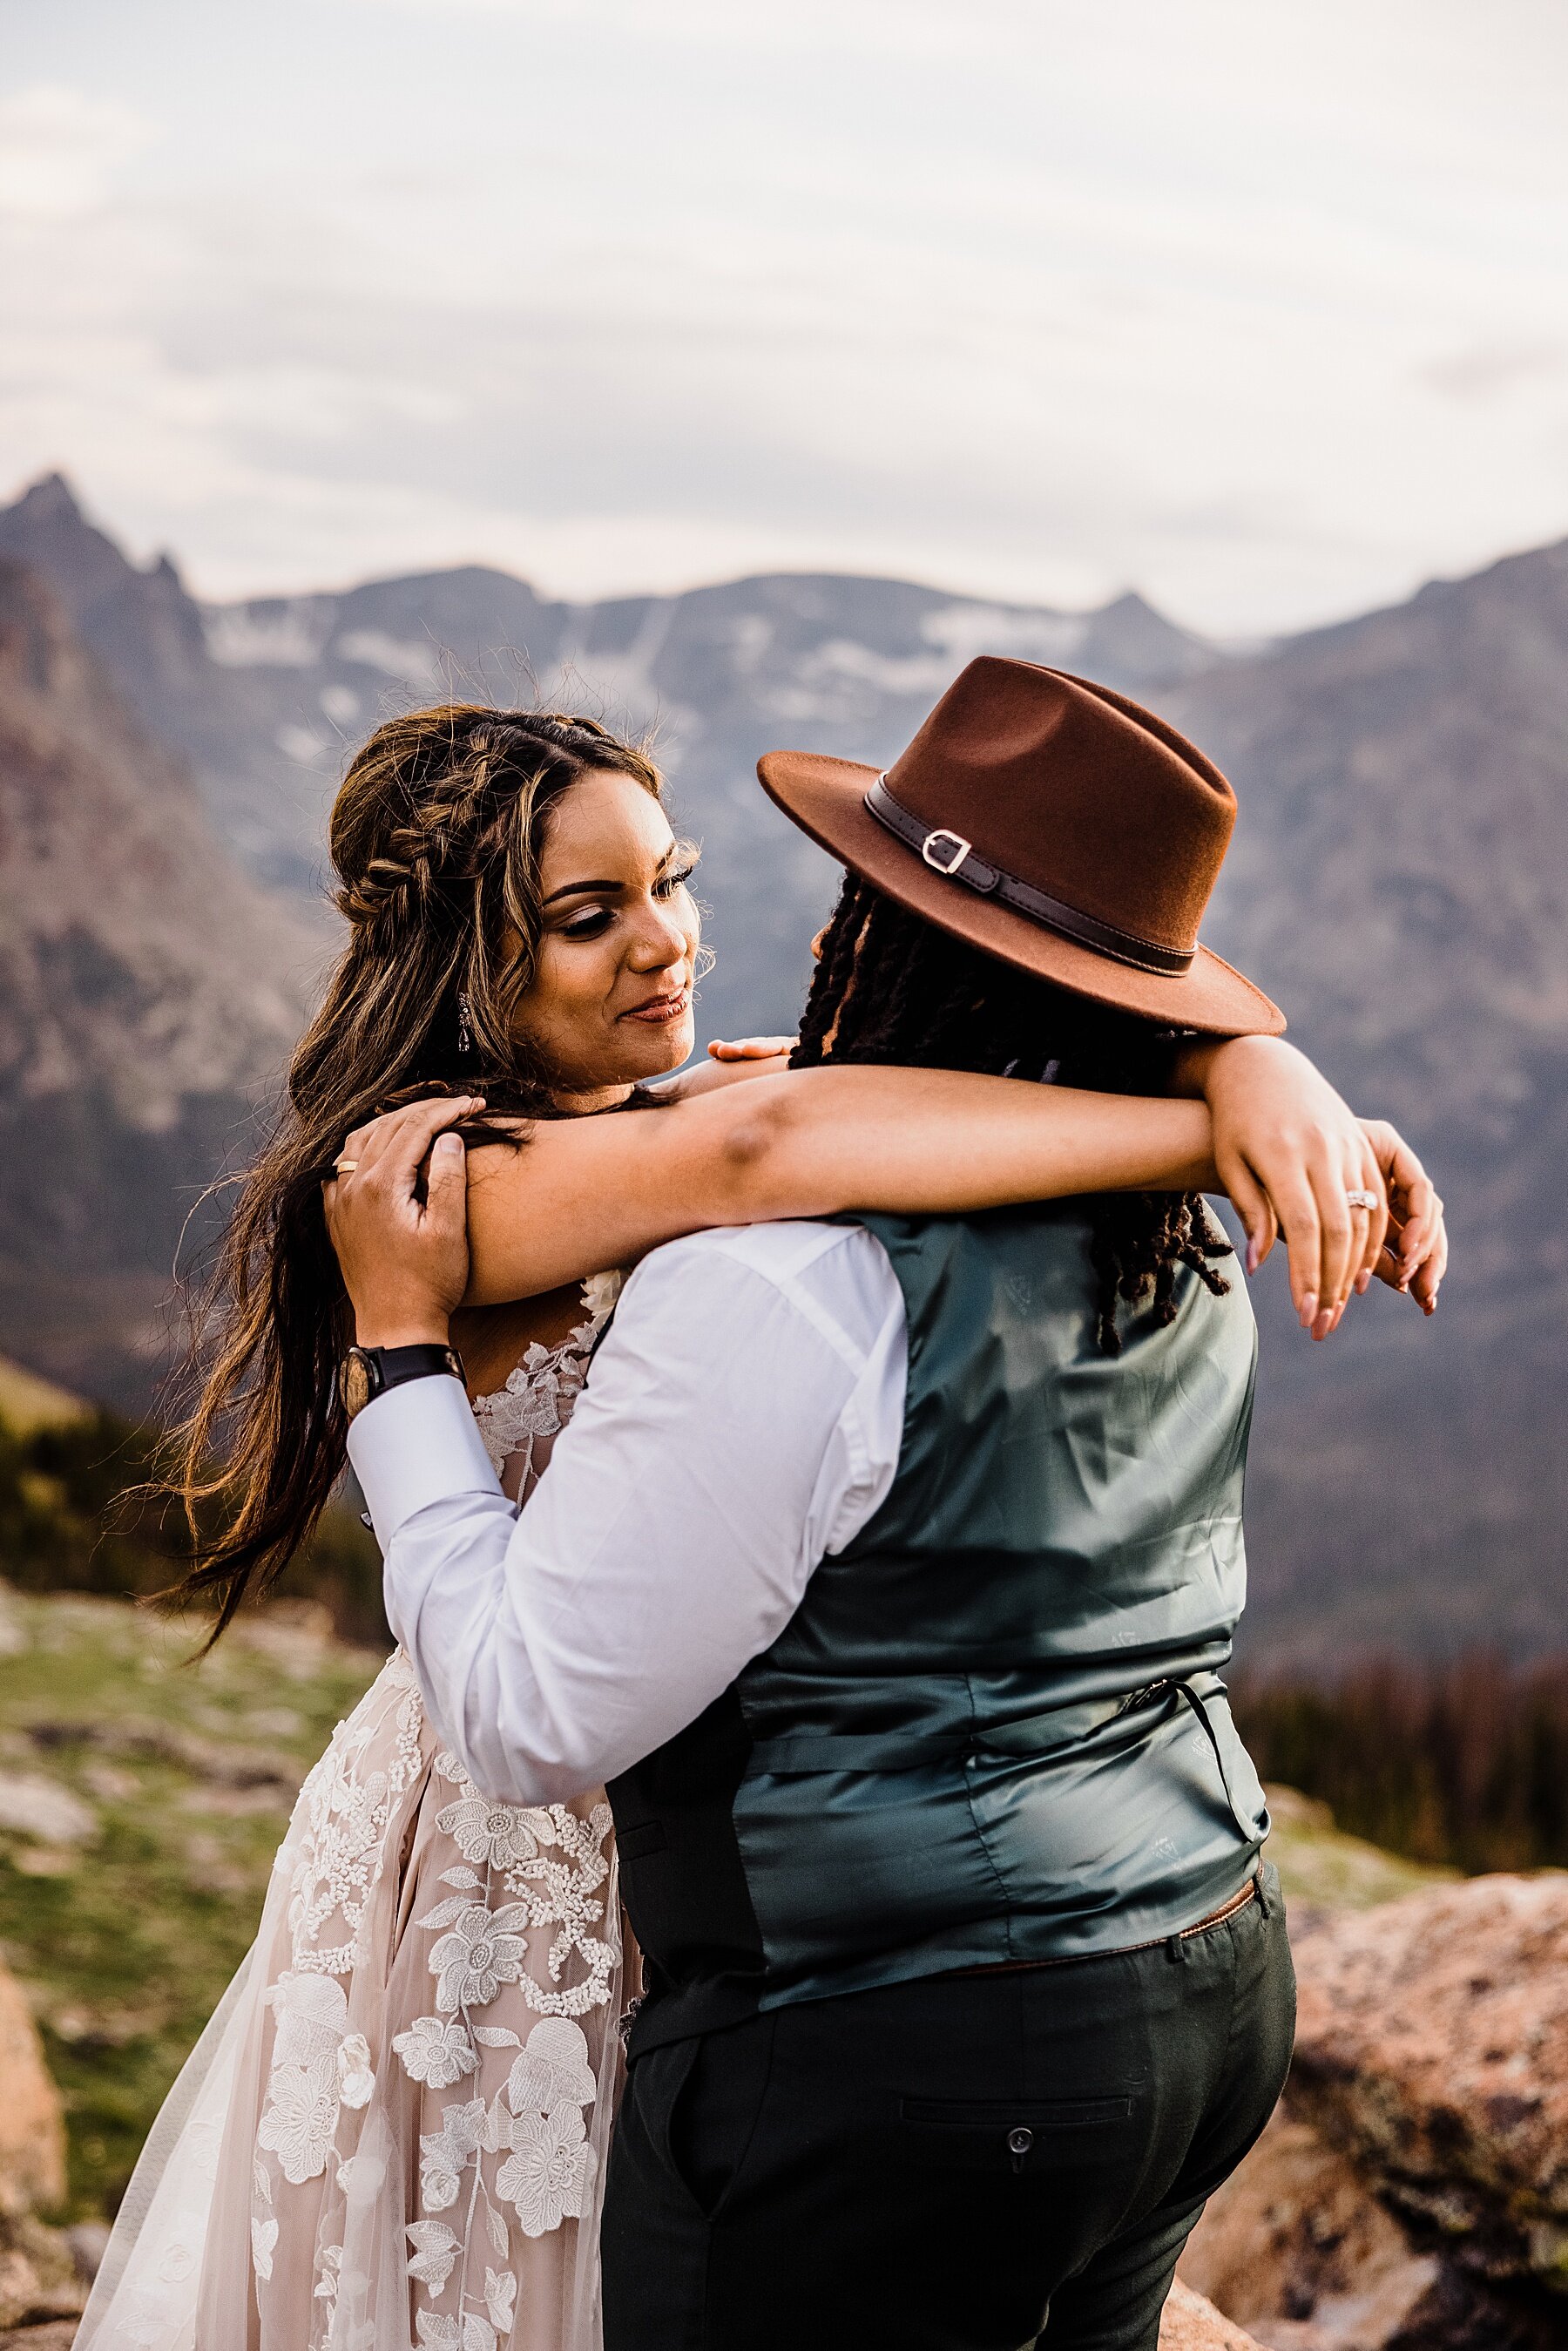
[[339, 1342, 466, 1421]]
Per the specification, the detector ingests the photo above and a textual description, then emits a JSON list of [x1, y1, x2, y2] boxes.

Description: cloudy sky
[[3, 0, 1565, 633]]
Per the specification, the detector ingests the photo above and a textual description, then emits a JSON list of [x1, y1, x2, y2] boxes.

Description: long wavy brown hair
[[166, 705, 665, 1640]]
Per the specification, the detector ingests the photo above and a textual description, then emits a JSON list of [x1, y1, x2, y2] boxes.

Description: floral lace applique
[[391, 1757, 617, 2340], [254, 1657, 422, 2212], [286, 1648, 427, 1975], [470, 1270, 622, 1484], [399, 2006, 599, 2337], [245, 1275, 625, 2343], [416, 1755, 618, 2022]]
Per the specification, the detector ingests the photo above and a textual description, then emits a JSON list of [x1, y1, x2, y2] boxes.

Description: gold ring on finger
[[335, 1158, 359, 1175]]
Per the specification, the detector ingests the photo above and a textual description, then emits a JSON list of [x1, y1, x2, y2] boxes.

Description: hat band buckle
[[865, 776, 1197, 979], [922, 829, 974, 877]]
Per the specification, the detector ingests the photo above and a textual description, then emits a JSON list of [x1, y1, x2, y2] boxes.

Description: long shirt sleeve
[[346, 1221, 908, 1804]]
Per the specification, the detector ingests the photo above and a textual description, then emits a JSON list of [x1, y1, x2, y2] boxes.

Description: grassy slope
[[1260, 1781, 1453, 1912], [0, 1585, 1454, 2223], [0, 1353, 89, 1436], [0, 1583, 384, 2219]]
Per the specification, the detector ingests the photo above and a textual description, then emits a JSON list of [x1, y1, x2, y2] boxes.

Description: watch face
[[340, 1351, 374, 1419]]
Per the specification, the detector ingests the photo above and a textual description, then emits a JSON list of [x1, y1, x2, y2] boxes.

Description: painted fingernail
[[1245, 1240, 1260, 1275], [1300, 1292, 1317, 1328], [1355, 1270, 1371, 1295]]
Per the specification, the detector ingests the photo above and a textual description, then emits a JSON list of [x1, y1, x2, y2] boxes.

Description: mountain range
[[0, 471, 1562, 1667], [0, 544, 319, 1409]]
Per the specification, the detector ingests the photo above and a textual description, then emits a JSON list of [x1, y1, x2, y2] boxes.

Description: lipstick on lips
[[620, 986, 691, 1026]]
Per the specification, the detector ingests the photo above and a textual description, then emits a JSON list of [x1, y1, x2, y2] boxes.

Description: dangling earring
[[456, 993, 474, 1058]]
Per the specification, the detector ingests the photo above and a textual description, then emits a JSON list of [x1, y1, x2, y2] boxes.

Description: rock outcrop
[[0, 1960, 64, 2219], [1159, 2278, 1271, 2350], [0, 1957, 85, 2338], [1181, 1874, 1568, 2348], [1288, 1876, 1568, 2294]]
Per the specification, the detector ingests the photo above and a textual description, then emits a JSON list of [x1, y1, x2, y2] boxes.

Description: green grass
[[1262, 1782, 1455, 1912], [0, 1586, 383, 2219]]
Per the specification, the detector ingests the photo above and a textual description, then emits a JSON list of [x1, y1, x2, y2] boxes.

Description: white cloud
[[2, 3, 1567, 630], [1420, 344, 1565, 405], [0, 85, 151, 220]]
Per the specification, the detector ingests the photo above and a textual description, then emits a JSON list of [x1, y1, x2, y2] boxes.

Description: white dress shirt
[[347, 1222, 909, 1805]]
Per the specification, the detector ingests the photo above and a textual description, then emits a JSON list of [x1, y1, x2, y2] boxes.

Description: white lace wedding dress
[[77, 1277, 632, 2351]]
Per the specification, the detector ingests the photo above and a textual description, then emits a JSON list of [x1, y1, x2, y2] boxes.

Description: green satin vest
[[609, 1203, 1270, 2046]]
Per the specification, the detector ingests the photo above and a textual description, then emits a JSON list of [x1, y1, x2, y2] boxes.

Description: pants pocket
[[662, 2018, 775, 2220], [897, 2092, 1134, 2174]]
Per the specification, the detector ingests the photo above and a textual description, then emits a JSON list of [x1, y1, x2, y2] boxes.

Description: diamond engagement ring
[[1345, 1189, 1379, 1210]]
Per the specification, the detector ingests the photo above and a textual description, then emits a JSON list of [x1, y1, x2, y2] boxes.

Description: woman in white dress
[[76, 705, 1443, 2351]]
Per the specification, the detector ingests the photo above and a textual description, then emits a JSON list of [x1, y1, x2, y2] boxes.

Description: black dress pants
[[601, 1867, 1295, 2351]]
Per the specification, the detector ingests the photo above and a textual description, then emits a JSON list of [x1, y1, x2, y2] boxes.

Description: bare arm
[[328, 1068, 1445, 1355], [674, 1032, 1445, 1333], [461, 1067, 1215, 1304], [328, 1044, 1445, 1344]]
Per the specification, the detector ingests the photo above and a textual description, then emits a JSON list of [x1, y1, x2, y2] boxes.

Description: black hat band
[[863, 777, 1196, 979]]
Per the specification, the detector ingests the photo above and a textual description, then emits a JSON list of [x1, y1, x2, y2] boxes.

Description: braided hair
[[319, 704, 665, 1113], [793, 874, 1231, 1354], [167, 705, 666, 1637]]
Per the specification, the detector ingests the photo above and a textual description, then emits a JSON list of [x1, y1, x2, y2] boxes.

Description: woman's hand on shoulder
[[1184, 1036, 1444, 1340], [656, 1036, 797, 1098], [707, 1033, 796, 1061]]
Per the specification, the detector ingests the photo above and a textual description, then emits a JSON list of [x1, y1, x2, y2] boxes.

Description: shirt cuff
[[346, 1373, 503, 1548]]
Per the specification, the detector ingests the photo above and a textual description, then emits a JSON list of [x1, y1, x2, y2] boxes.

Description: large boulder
[[1287, 1875, 1568, 2295], [1179, 2109, 1558, 2349], [0, 1960, 64, 2219], [1159, 2278, 1270, 2349], [0, 1959, 84, 2336], [1180, 1873, 1568, 2348]]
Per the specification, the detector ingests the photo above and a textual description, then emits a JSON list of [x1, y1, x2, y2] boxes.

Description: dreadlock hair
[[792, 873, 1231, 1355], [163, 704, 668, 1641]]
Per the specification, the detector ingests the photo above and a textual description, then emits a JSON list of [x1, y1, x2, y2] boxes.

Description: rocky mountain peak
[[0, 559, 316, 1110], [0, 472, 140, 627], [0, 558, 324, 1397]]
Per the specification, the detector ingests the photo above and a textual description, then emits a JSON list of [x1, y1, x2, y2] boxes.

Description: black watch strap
[[340, 1341, 465, 1420]]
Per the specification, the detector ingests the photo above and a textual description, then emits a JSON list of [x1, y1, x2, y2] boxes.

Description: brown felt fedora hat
[[757, 654, 1284, 1037]]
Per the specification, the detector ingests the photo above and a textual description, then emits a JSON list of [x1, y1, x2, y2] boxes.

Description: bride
[[77, 703, 1443, 2351]]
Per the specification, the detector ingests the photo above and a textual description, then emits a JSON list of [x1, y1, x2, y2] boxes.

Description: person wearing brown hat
[[321, 658, 1440, 2351], [765, 652, 1285, 1037], [591, 661, 1362, 2347]]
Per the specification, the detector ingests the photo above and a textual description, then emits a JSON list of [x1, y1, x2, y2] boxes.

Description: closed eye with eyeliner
[[510, 770, 703, 1101]]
